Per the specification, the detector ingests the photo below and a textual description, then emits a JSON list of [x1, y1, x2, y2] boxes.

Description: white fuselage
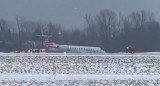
[[44, 38, 106, 53], [49, 44, 106, 53]]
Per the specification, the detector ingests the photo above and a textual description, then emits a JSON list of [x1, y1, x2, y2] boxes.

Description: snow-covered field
[[1, 53, 160, 85]]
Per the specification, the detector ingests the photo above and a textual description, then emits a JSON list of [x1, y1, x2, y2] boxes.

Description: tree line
[[0, 10, 160, 52]]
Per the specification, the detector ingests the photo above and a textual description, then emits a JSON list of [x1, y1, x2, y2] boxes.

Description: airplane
[[44, 37, 106, 53]]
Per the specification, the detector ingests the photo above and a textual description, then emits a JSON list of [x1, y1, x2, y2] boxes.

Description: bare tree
[[83, 14, 98, 46], [95, 9, 117, 50]]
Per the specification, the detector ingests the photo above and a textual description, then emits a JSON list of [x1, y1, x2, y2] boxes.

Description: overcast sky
[[0, 0, 160, 29]]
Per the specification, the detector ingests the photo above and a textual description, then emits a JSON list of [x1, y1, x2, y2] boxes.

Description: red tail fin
[[44, 38, 57, 49]]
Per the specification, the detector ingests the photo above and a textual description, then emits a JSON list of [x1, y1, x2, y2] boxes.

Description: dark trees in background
[[0, 19, 14, 52], [126, 11, 155, 52], [47, 23, 62, 44], [95, 10, 117, 51], [0, 10, 160, 52], [82, 10, 160, 52], [83, 15, 99, 46]]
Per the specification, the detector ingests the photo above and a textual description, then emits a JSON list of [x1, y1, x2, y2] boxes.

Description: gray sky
[[0, 0, 160, 29]]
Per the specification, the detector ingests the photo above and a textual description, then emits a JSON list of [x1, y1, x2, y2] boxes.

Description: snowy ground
[[1, 74, 160, 86], [1, 52, 160, 85]]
